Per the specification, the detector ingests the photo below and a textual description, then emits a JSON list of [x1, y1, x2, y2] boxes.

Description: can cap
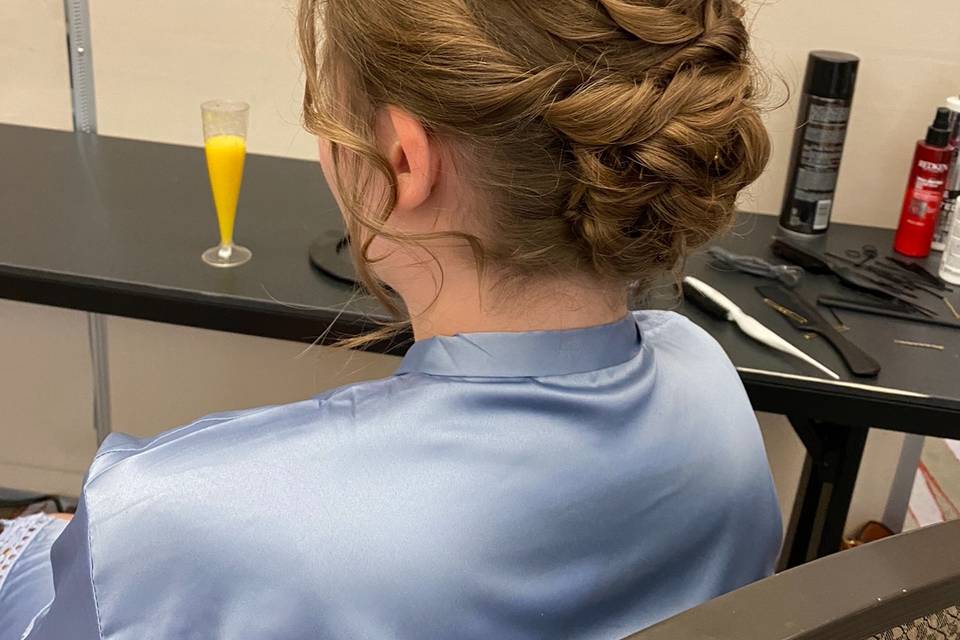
[[806, 51, 860, 100]]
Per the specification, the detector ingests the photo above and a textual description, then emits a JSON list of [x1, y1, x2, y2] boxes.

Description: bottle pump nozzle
[[927, 107, 953, 147]]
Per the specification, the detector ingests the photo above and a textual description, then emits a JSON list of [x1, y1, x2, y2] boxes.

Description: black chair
[[624, 519, 960, 640], [0, 489, 70, 514]]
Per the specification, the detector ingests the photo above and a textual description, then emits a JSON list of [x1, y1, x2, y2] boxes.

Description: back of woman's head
[[299, 0, 769, 299]]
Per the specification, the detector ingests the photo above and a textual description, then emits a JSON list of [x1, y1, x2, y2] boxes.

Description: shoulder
[[633, 309, 751, 416], [634, 309, 716, 341], [69, 374, 444, 630], [633, 310, 732, 368], [85, 374, 416, 485]]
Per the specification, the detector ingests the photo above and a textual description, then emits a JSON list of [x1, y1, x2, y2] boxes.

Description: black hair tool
[[758, 285, 881, 377], [818, 295, 960, 329], [883, 257, 953, 292], [825, 244, 878, 268], [310, 234, 359, 285], [707, 247, 804, 287], [771, 238, 937, 316], [865, 264, 946, 298], [770, 238, 833, 274]]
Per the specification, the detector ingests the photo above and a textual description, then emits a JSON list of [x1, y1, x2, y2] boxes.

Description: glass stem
[[218, 243, 233, 260]]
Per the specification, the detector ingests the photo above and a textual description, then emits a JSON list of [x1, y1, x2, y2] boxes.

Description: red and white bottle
[[894, 108, 954, 257]]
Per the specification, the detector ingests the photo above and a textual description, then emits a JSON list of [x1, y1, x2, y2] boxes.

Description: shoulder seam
[[635, 310, 685, 337], [90, 415, 225, 464], [82, 490, 105, 639], [314, 374, 412, 407], [87, 407, 283, 485]]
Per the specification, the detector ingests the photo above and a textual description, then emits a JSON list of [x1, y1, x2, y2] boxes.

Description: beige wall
[[89, 0, 316, 160], [0, 301, 97, 496], [744, 0, 960, 228], [108, 317, 399, 439], [85, 0, 960, 227], [0, 306, 399, 497], [8, 1, 959, 223], [0, 0, 73, 130]]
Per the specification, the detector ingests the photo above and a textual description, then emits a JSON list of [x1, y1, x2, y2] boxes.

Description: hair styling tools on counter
[[771, 237, 939, 316], [894, 340, 945, 351], [683, 276, 840, 380], [707, 247, 804, 287], [945, 297, 960, 320], [884, 257, 953, 292], [770, 237, 833, 274], [825, 244, 878, 267], [818, 295, 960, 329], [757, 285, 881, 377], [862, 264, 947, 299]]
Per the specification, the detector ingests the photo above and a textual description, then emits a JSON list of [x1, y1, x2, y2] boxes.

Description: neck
[[398, 267, 629, 341]]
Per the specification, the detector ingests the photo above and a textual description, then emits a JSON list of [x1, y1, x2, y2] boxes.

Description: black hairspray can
[[780, 51, 859, 236]]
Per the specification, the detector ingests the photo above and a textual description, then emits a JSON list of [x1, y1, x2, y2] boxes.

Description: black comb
[[758, 285, 881, 378]]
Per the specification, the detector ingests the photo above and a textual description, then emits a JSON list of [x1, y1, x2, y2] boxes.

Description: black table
[[673, 220, 960, 567], [0, 124, 386, 345], [2, 124, 959, 566]]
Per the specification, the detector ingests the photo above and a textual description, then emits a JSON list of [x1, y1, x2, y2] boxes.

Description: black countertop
[[0, 124, 382, 344], [2, 124, 959, 432]]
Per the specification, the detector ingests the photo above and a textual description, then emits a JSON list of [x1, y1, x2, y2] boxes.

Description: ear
[[377, 107, 439, 213]]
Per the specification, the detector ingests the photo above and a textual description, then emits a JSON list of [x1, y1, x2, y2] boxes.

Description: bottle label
[[904, 189, 942, 224], [940, 204, 960, 281], [933, 192, 958, 248], [785, 96, 850, 233], [813, 200, 833, 230], [808, 101, 851, 124], [936, 109, 960, 249], [946, 109, 960, 191]]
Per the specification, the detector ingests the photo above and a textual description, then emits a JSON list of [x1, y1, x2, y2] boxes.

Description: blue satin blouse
[[7, 311, 781, 639]]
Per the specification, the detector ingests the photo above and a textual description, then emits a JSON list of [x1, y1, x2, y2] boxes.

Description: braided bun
[[300, 0, 769, 291]]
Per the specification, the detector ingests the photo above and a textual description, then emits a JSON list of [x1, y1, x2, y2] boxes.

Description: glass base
[[202, 244, 251, 268]]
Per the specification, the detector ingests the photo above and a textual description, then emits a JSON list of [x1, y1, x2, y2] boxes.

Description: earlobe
[[385, 107, 438, 212]]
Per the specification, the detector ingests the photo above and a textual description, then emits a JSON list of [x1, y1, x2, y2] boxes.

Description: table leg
[[883, 434, 925, 533], [87, 312, 112, 444], [781, 416, 869, 569]]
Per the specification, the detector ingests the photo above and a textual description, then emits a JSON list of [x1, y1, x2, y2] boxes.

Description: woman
[[1, 0, 780, 637]]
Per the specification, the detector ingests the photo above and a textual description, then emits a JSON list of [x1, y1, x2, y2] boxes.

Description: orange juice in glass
[[201, 100, 251, 267]]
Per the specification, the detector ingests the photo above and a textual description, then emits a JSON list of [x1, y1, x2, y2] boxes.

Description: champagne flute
[[201, 100, 252, 267]]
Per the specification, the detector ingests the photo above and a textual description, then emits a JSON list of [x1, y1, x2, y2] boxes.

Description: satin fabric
[[0, 516, 67, 638], [8, 311, 781, 639]]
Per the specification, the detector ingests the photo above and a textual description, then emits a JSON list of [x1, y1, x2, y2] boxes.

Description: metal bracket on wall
[[64, 0, 97, 133], [65, 0, 111, 442]]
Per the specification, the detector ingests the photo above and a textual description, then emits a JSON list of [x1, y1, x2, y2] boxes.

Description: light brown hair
[[298, 0, 770, 335]]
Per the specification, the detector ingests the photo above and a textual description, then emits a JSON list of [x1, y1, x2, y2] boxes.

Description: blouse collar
[[396, 314, 642, 378]]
